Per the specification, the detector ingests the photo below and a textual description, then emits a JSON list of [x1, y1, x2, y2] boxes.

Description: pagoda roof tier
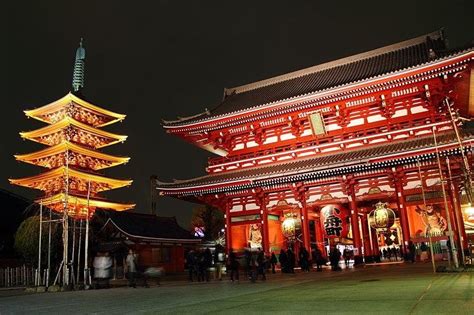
[[24, 93, 126, 128], [157, 126, 474, 196], [20, 117, 127, 148], [14, 141, 130, 170], [162, 30, 473, 128], [39, 192, 135, 214], [9, 166, 133, 194]]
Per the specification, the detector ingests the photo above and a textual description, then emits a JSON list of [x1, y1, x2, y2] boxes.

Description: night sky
[[4, 1, 473, 228]]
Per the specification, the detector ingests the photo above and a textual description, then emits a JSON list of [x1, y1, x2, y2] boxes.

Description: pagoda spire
[[72, 38, 86, 93]]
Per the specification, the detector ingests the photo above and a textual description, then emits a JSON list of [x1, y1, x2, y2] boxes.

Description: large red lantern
[[368, 202, 396, 231], [320, 204, 349, 239]]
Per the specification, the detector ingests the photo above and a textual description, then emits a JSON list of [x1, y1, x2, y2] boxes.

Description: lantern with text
[[369, 202, 396, 231], [320, 204, 349, 239], [282, 213, 298, 241]]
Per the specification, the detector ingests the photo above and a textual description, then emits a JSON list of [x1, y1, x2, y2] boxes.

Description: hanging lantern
[[282, 213, 298, 240], [320, 204, 349, 239], [369, 202, 396, 230], [464, 204, 474, 222]]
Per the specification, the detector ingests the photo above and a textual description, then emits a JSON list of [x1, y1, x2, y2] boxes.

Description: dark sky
[[4, 0, 473, 228]]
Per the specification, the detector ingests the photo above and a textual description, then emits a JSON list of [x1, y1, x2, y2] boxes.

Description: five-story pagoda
[[10, 40, 134, 287], [10, 40, 134, 218]]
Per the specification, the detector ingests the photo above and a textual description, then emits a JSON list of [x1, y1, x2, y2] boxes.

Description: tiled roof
[[164, 30, 464, 127], [157, 125, 474, 191], [97, 210, 198, 241]]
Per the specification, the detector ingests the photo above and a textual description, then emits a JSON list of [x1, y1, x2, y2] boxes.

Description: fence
[[0, 266, 36, 288]]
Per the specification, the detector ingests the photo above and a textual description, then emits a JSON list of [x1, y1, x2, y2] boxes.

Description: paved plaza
[[1, 263, 473, 314]]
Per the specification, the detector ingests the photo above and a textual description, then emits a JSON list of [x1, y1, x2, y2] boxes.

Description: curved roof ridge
[[224, 30, 444, 96]]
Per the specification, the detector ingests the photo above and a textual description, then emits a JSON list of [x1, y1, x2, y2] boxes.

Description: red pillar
[[301, 201, 311, 252], [314, 216, 326, 256], [225, 202, 232, 253], [360, 212, 372, 260], [262, 202, 270, 255], [452, 183, 468, 249], [371, 228, 380, 259], [349, 189, 362, 263], [395, 178, 410, 254]]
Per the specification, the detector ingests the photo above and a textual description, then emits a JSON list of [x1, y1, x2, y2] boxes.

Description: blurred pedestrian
[[408, 241, 416, 263], [93, 252, 112, 288], [279, 249, 288, 273], [203, 248, 212, 282], [343, 246, 352, 268], [329, 246, 341, 271], [299, 246, 310, 272], [270, 252, 277, 274], [287, 248, 295, 274], [228, 248, 239, 282], [312, 247, 324, 271], [197, 249, 206, 282], [391, 247, 398, 261], [126, 249, 138, 288], [186, 250, 196, 282], [214, 245, 225, 281], [382, 248, 388, 260], [256, 248, 266, 280], [244, 249, 252, 279]]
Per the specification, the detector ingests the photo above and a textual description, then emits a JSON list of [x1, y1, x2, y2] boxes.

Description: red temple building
[[156, 30, 474, 264]]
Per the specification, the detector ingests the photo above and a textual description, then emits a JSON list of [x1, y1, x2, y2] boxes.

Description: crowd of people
[[380, 246, 402, 261], [93, 249, 164, 289], [183, 244, 356, 284], [185, 247, 215, 282], [93, 243, 416, 288]]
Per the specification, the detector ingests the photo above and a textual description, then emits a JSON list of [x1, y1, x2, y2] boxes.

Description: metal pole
[[84, 180, 91, 287], [62, 149, 70, 287], [37, 201, 43, 286], [46, 208, 52, 288], [445, 98, 473, 203], [71, 217, 76, 286], [53, 260, 63, 286], [76, 218, 83, 284], [433, 127, 459, 268], [416, 158, 436, 273], [446, 156, 466, 267]]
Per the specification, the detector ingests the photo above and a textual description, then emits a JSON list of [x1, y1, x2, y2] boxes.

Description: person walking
[[186, 250, 196, 282], [299, 246, 310, 272], [279, 249, 288, 273], [214, 245, 225, 281], [408, 241, 416, 263], [93, 252, 112, 289], [382, 248, 388, 261], [244, 249, 252, 280], [126, 249, 138, 288], [287, 248, 295, 274], [343, 246, 352, 268], [270, 252, 278, 274], [228, 248, 239, 282], [203, 248, 212, 282], [391, 247, 398, 261], [329, 246, 341, 271], [256, 248, 266, 280], [197, 249, 206, 282], [312, 247, 324, 271]]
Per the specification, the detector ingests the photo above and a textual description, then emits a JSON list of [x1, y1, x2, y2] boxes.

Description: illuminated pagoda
[[10, 40, 134, 219], [157, 30, 474, 266]]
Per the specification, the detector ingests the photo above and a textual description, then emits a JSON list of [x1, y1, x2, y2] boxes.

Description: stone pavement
[[1, 263, 473, 314]]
